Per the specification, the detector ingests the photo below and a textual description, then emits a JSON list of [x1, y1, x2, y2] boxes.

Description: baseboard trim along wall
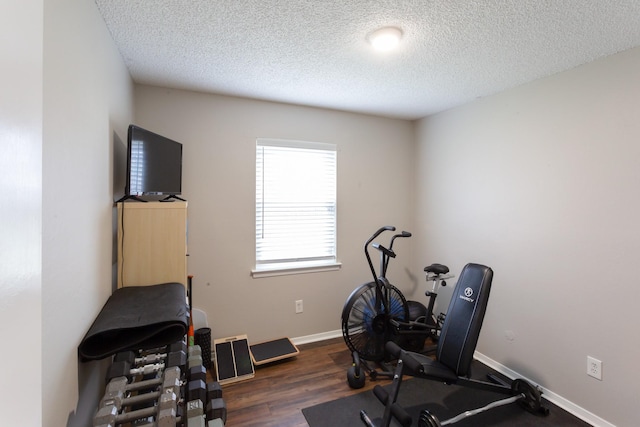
[[474, 351, 615, 427], [291, 329, 343, 346]]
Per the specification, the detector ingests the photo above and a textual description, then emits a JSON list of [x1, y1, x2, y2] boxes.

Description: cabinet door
[[117, 202, 187, 288]]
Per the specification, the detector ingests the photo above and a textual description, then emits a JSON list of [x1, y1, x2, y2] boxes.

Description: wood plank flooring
[[209, 337, 393, 427]]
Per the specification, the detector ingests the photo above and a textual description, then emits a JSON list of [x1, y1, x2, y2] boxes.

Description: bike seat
[[424, 263, 449, 275]]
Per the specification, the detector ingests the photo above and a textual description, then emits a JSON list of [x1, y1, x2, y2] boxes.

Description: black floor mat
[[303, 361, 592, 427]]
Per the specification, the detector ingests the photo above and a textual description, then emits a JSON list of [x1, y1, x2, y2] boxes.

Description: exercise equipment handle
[[386, 230, 410, 273], [372, 243, 395, 258], [365, 226, 396, 249], [364, 226, 395, 282], [372, 385, 412, 427], [389, 231, 411, 250], [386, 341, 423, 374]]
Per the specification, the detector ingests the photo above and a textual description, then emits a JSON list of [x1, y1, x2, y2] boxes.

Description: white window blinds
[[256, 139, 337, 272]]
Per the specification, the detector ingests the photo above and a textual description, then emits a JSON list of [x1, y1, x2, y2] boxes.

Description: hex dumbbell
[[188, 345, 203, 369], [208, 418, 225, 427], [206, 398, 227, 424], [93, 389, 178, 426], [189, 364, 207, 384], [107, 350, 186, 381], [99, 366, 182, 412], [186, 399, 206, 427], [117, 340, 188, 366], [186, 399, 225, 427], [185, 381, 222, 427], [207, 381, 222, 401], [187, 380, 207, 408], [93, 367, 181, 427]]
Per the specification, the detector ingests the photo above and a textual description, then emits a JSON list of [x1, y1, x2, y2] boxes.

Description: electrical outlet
[[295, 300, 303, 314], [587, 356, 602, 380]]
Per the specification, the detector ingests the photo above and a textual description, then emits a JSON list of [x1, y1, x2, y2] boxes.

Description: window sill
[[251, 261, 342, 278]]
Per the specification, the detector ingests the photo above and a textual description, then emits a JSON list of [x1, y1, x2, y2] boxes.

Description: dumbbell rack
[[93, 339, 227, 427]]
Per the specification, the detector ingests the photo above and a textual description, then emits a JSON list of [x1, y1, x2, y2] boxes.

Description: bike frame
[[364, 226, 411, 320]]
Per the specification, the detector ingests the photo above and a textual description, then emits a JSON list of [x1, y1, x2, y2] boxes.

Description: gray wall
[[413, 46, 640, 427], [133, 86, 417, 344]]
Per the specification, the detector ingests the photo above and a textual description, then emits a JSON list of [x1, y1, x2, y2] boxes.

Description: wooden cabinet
[[117, 202, 188, 288]]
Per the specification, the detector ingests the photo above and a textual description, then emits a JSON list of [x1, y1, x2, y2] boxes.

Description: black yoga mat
[[303, 360, 592, 427], [78, 283, 189, 361]]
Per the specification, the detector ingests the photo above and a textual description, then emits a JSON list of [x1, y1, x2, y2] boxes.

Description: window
[[253, 139, 339, 277]]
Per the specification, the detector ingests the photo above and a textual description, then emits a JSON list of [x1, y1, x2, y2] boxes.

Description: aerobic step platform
[[213, 335, 255, 385], [250, 337, 299, 366]]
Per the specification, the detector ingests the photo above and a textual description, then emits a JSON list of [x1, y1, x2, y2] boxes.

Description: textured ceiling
[[94, 1, 640, 120]]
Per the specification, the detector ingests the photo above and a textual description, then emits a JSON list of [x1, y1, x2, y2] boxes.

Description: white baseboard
[[474, 351, 615, 427], [291, 329, 342, 346]]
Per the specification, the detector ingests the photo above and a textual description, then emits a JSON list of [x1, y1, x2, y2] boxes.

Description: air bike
[[341, 226, 453, 389]]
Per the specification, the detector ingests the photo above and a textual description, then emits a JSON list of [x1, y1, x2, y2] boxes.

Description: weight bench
[[360, 263, 549, 427]]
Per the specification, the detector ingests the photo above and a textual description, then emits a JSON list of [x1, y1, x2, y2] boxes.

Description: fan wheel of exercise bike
[[341, 281, 409, 362]]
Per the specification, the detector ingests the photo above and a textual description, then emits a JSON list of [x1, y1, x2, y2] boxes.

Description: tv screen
[[125, 125, 183, 199]]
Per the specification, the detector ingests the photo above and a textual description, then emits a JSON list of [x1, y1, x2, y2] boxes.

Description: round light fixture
[[368, 26, 403, 52]]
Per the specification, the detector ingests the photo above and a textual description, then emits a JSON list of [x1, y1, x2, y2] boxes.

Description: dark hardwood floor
[[209, 337, 393, 427]]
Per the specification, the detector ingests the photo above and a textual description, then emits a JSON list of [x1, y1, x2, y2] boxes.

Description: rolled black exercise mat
[[79, 282, 189, 361]]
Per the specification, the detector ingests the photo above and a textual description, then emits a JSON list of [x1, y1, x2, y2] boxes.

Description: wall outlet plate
[[587, 356, 602, 380]]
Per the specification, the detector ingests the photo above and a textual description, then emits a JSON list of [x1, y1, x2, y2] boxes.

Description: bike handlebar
[[364, 225, 396, 250], [364, 226, 395, 282], [364, 226, 412, 282]]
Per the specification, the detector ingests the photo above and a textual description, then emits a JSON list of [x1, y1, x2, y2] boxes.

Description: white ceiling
[[94, 1, 640, 120]]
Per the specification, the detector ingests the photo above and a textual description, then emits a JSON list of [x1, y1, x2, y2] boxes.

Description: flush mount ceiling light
[[367, 26, 403, 52]]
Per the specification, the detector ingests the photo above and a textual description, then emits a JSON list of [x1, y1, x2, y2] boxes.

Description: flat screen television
[[122, 124, 183, 201]]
